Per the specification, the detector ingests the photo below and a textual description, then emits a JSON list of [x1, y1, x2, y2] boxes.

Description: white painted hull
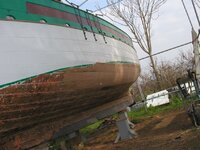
[[0, 20, 140, 148], [0, 20, 139, 86]]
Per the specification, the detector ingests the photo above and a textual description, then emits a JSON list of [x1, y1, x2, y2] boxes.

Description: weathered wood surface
[[0, 63, 140, 149]]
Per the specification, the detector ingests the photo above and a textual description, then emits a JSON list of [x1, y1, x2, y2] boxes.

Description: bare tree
[[177, 50, 194, 70], [104, 0, 166, 89], [130, 50, 194, 101]]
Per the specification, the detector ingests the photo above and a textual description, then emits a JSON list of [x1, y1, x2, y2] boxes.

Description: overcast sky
[[62, 0, 200, 72]]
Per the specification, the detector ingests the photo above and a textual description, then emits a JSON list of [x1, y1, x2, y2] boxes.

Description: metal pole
[[137, 81, 145, 101], [136, 79, 147, 111], [192, 29, 200, 88]]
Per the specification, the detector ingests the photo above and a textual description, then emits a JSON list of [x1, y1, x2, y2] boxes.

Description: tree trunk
[[149, 55, 161, 90]]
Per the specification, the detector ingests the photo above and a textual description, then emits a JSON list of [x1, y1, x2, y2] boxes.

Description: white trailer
[[146, 90, 170, 107]]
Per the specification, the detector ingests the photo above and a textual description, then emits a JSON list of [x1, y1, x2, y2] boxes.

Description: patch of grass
[[81, 97, 184, 135], [129, 96, 183, 122], [80, 120, 104, 135]]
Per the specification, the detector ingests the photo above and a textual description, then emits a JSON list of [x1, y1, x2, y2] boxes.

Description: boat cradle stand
[[114, 109, 137, 143], [31, 96, 136, 150]]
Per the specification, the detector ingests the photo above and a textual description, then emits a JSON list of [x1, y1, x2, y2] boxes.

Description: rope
[[181, 0, 194, 28], [79, 0, 90, 7], [191, 0, 200, 26], [64, 0, 71, 5], [139, 30, 200, 61], [73, 6, 87, 40], [93, 14, 107, 43], [93, 0, 123, 13], [85, 11, 97, 41]]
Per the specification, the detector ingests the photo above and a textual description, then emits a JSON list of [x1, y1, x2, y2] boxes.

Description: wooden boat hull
[[0, 2, 140, 148], [0, 63, 140, 149]]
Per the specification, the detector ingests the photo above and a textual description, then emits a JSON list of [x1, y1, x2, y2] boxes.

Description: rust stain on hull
[[0, 63, 140, 149]]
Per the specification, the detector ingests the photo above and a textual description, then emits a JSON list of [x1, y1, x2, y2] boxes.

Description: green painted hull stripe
[[0, 61, 135, 89], [0, 0, 132, 46]]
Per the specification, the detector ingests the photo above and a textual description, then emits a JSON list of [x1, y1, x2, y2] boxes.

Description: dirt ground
[[83, 109, 200, 150]]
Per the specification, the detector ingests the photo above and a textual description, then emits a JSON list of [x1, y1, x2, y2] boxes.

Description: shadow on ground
[[83, 109, 200, 150]]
